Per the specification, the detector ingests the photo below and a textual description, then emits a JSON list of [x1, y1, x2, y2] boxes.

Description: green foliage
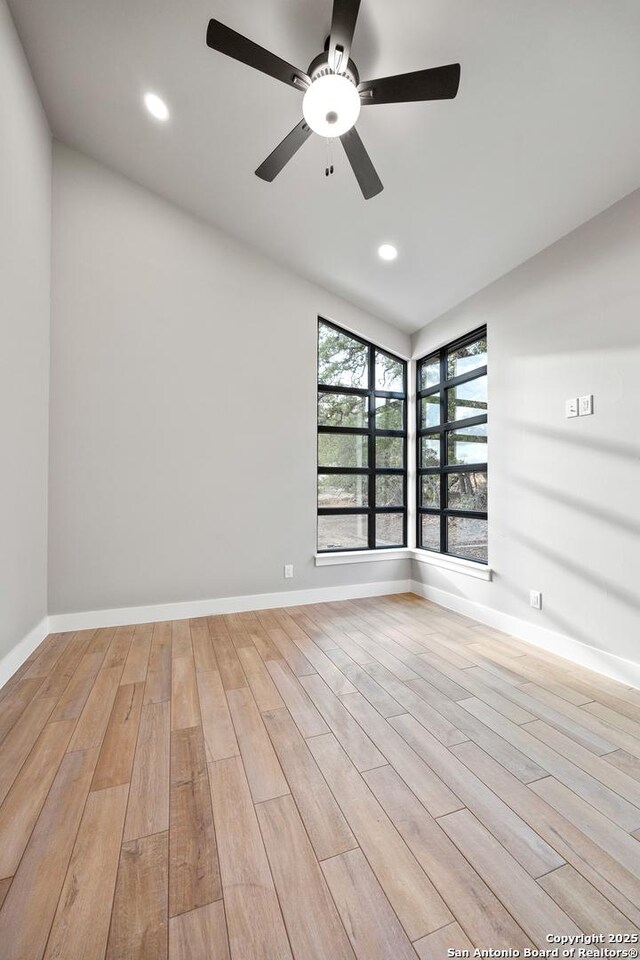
[[375, 354, 403, 391], [318, 321, 404, 392], [374, 398, 403, 430], [318, 434, 368, 469], [318, 324, 368, 388], [318, 392, 367, 428]]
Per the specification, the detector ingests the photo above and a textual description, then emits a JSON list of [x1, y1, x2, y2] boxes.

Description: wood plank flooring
[[0, 593, 639, 959]]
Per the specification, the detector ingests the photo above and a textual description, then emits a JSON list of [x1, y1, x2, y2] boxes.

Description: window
[[317, 319, 407, 552], [417, 327, 487, 562]]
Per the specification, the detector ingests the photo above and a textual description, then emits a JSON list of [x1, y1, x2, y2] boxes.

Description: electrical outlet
[[578, 394, 594, 416], [284, 564, 294, 579], [530, 590, 542, 610], [565, 398, 578, 418]]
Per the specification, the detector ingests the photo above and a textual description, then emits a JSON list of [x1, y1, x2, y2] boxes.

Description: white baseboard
[[48, 579, 414, 633], [0, 616, 50, 689], [411, 579, 640, 691], [7, 580, 638, 694]]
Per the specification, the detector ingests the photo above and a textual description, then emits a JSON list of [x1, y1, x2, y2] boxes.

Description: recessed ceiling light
[[144, 92, 169, 122], [378, 243, 398, 261]]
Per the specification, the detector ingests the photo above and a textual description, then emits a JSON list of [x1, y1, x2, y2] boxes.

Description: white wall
[[0, 0, 50, 659], [49, 144, 411, 616], [412, 188, 640, 665]]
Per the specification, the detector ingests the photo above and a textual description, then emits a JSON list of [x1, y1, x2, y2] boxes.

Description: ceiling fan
[[206, 0, 460, 199]]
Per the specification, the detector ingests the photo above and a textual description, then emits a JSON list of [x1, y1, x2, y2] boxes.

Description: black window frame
[[416, 325, 488, 563], [317, 318, 407, 552]]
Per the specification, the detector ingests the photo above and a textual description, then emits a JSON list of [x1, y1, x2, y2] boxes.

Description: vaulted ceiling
[[9, 0, 640, 331]]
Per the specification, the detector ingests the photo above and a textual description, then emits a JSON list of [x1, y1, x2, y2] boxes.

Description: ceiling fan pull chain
[[325, 139, 335, 177]]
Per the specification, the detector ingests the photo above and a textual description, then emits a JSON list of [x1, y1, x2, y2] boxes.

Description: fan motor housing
[[307, 51, 360, 88]]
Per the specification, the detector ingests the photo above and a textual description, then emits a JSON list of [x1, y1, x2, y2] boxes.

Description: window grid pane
[[318, 475, 369, 509], [447, 472, 487, 511], [447, 335, 487, 380], [376, 436, 404, 469], [416, 326, 488, 563], [318, 514, 369, 551], [447, 517, 488, 563], [318, 392, 368, 429], [375, 397, 404, 431], [447, 423, 488, 466], [376, 475, 404, 508], [376, 513, 404, 548], [446, 375, 487, 423], [318, 323, 369, 389], [375, 352, 404, 392], [318, 433, 368, 469], [318, 319, 407, 552]]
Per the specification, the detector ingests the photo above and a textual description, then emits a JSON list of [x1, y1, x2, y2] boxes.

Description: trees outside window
[[317, 319, 407, 552]]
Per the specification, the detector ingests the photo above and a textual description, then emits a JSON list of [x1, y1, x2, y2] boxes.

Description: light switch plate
[[565, 398, 578, 418], [530, 590, 542, 610], [578, 395, 593, 416]]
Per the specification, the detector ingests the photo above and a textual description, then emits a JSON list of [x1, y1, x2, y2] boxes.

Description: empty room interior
[[2, 0, 640, 957]]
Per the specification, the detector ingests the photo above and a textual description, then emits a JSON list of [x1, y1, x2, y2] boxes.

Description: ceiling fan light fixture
[[302, 73, 360, 138], [206, 2, 461, 198]]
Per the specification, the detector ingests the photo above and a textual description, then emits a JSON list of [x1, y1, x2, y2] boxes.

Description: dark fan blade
[[255, 119, 313, 182], [328, 0, 361, 73], [206, 20, 309, 90], [359, 63, 460, 104], [340, 127, 383, 200]]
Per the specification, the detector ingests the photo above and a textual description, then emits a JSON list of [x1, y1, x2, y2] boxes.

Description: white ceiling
[[9, 0, 640, 332]]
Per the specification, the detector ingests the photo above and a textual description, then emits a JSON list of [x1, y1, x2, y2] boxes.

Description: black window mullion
[[418, 364, 488, 397], [418, 463, 488, 476], [317, 467, 369, 476], [318, 318, 407, 553], [369, 389, 405, 400], [368, 342, 376, 549], [447, 325, 487, 354], [317, 425, 369, 436], [416, 325, 487, 563], [317, 384, 369, 397], [439, 350, 447, 554], [416, 390, 421, 546], [417, 412, 488, 436], [403, 366, 408, 547]]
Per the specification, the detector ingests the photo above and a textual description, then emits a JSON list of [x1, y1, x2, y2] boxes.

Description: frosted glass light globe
[[303, 74, 361, 138]]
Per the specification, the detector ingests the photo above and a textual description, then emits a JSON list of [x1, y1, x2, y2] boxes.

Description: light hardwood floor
[[0, 594, 639, 959]]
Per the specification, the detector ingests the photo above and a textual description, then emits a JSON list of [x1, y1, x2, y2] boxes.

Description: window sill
[[412, 549, 492, 581], [315, 548, 492, 580], [315, 548, 411, 566]]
